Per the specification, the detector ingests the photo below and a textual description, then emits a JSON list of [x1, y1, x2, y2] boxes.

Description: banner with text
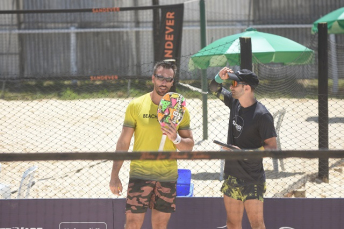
[[156, 4, 184, 63]]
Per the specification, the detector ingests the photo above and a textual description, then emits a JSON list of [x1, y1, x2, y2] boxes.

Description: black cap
[[227, 69, 259, 88]]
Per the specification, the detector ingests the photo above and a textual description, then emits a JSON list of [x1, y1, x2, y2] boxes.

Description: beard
[[155, 85, 170, 96], [231, 88, 244, 99], [231, 92, 239, 99]]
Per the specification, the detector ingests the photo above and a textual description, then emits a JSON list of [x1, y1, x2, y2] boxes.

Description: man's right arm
[[109, 126, 134, 196], [209, 67, 233, 104]]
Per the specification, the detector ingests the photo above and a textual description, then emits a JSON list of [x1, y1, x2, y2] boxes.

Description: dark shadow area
[[265, 170, 305, 179], [1, 79, 204, 100], [192, 170, 307, 181], [3, 79, 152, 98], [306, 116, 344, 123]]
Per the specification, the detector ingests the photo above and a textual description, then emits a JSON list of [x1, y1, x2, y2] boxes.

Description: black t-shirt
[[209, 79, 277, 183]]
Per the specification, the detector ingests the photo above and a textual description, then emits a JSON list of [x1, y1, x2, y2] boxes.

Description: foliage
[[1, 78, 343, 100]]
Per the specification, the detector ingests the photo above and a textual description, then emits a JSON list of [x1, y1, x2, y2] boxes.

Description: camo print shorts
[[125, 178, 176, 213], [221, 175, 266, 202]]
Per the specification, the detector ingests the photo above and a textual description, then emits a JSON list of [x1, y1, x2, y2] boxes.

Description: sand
[[0, 98, 343, 199]]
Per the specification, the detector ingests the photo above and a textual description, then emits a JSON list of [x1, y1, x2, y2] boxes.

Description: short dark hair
[[153, 60, 177, 77]]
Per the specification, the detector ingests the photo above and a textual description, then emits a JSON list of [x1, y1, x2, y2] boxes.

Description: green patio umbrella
[[189, 28, 314, 70], [312, 7, 344, 94], [312, 7, 344, 34]]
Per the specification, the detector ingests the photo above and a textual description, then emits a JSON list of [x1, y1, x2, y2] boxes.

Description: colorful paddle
[[157, 92, 186, 151]]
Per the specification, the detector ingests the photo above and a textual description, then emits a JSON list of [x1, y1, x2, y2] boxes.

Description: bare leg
[[244, 199, 265, 229], [151, 209, 171, 229], [125, 212, 145, 229], [223, 195, 245, 229]]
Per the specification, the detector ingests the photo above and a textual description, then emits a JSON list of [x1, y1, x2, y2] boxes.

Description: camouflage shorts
[[221, 175, 266, 202], [125, 178, 176, 213]]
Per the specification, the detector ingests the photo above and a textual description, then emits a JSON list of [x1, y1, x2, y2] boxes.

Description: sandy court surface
[[0, 98, 343, 199]]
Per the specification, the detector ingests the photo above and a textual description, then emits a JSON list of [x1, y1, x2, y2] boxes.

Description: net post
[[240, 37, 252, 70], [200, 0, 208, 140], [317, 22, 329, 183]]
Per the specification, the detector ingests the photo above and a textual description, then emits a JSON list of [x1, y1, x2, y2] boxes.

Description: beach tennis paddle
[[157, 92, 186, 151]]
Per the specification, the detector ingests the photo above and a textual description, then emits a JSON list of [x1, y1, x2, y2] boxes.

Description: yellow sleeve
[[123, 101, 136, 128], [178, 107, 191, 130]]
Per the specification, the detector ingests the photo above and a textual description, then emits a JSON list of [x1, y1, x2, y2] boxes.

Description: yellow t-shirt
[[123, 93, 191, 181]]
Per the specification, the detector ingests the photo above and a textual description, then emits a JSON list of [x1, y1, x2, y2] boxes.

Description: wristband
[[215, 73, 224, 83], [173, 133, 181, 145]]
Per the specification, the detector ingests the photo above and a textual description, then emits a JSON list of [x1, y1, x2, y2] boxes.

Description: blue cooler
[[176, 169, 194, 197]]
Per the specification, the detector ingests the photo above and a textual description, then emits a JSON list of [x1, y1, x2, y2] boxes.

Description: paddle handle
[[158, 134, 167, 151]]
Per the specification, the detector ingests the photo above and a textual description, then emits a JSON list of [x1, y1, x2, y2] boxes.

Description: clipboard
[[213, 140, 237, 150]]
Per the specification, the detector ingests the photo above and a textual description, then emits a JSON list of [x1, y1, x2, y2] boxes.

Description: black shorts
[[221, 175, 266, 202]]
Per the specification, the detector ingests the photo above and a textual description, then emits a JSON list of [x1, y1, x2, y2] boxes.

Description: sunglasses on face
[[231, 81, 247, 87], [154, 74, 174, 83]]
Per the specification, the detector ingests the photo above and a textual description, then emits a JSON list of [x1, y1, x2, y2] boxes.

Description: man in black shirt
[[209, 67, 277, 229]]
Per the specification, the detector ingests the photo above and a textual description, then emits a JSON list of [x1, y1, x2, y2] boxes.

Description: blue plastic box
[[176, 169, 194, 197]]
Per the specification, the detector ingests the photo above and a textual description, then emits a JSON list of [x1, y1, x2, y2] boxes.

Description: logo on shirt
[[143, 114, 157, 119], [233, 115, 244, 138], [233, 119, 242, 132]]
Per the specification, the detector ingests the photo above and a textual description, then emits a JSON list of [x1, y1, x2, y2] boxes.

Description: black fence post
[[152, 0, 160, 63], [318, 22, 329, 183], [200, 0, 208, 140], [240, 37, 252, 70]]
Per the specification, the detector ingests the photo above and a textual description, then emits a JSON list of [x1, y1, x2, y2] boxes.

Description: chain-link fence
[[0, 0, 344, 200], [1, 58, 344, 199]]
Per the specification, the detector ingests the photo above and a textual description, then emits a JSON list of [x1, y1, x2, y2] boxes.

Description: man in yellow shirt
[[109, 60, 194, 229]]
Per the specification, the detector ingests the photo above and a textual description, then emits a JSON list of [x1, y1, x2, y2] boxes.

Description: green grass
[[1, 79, 343, 100]]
